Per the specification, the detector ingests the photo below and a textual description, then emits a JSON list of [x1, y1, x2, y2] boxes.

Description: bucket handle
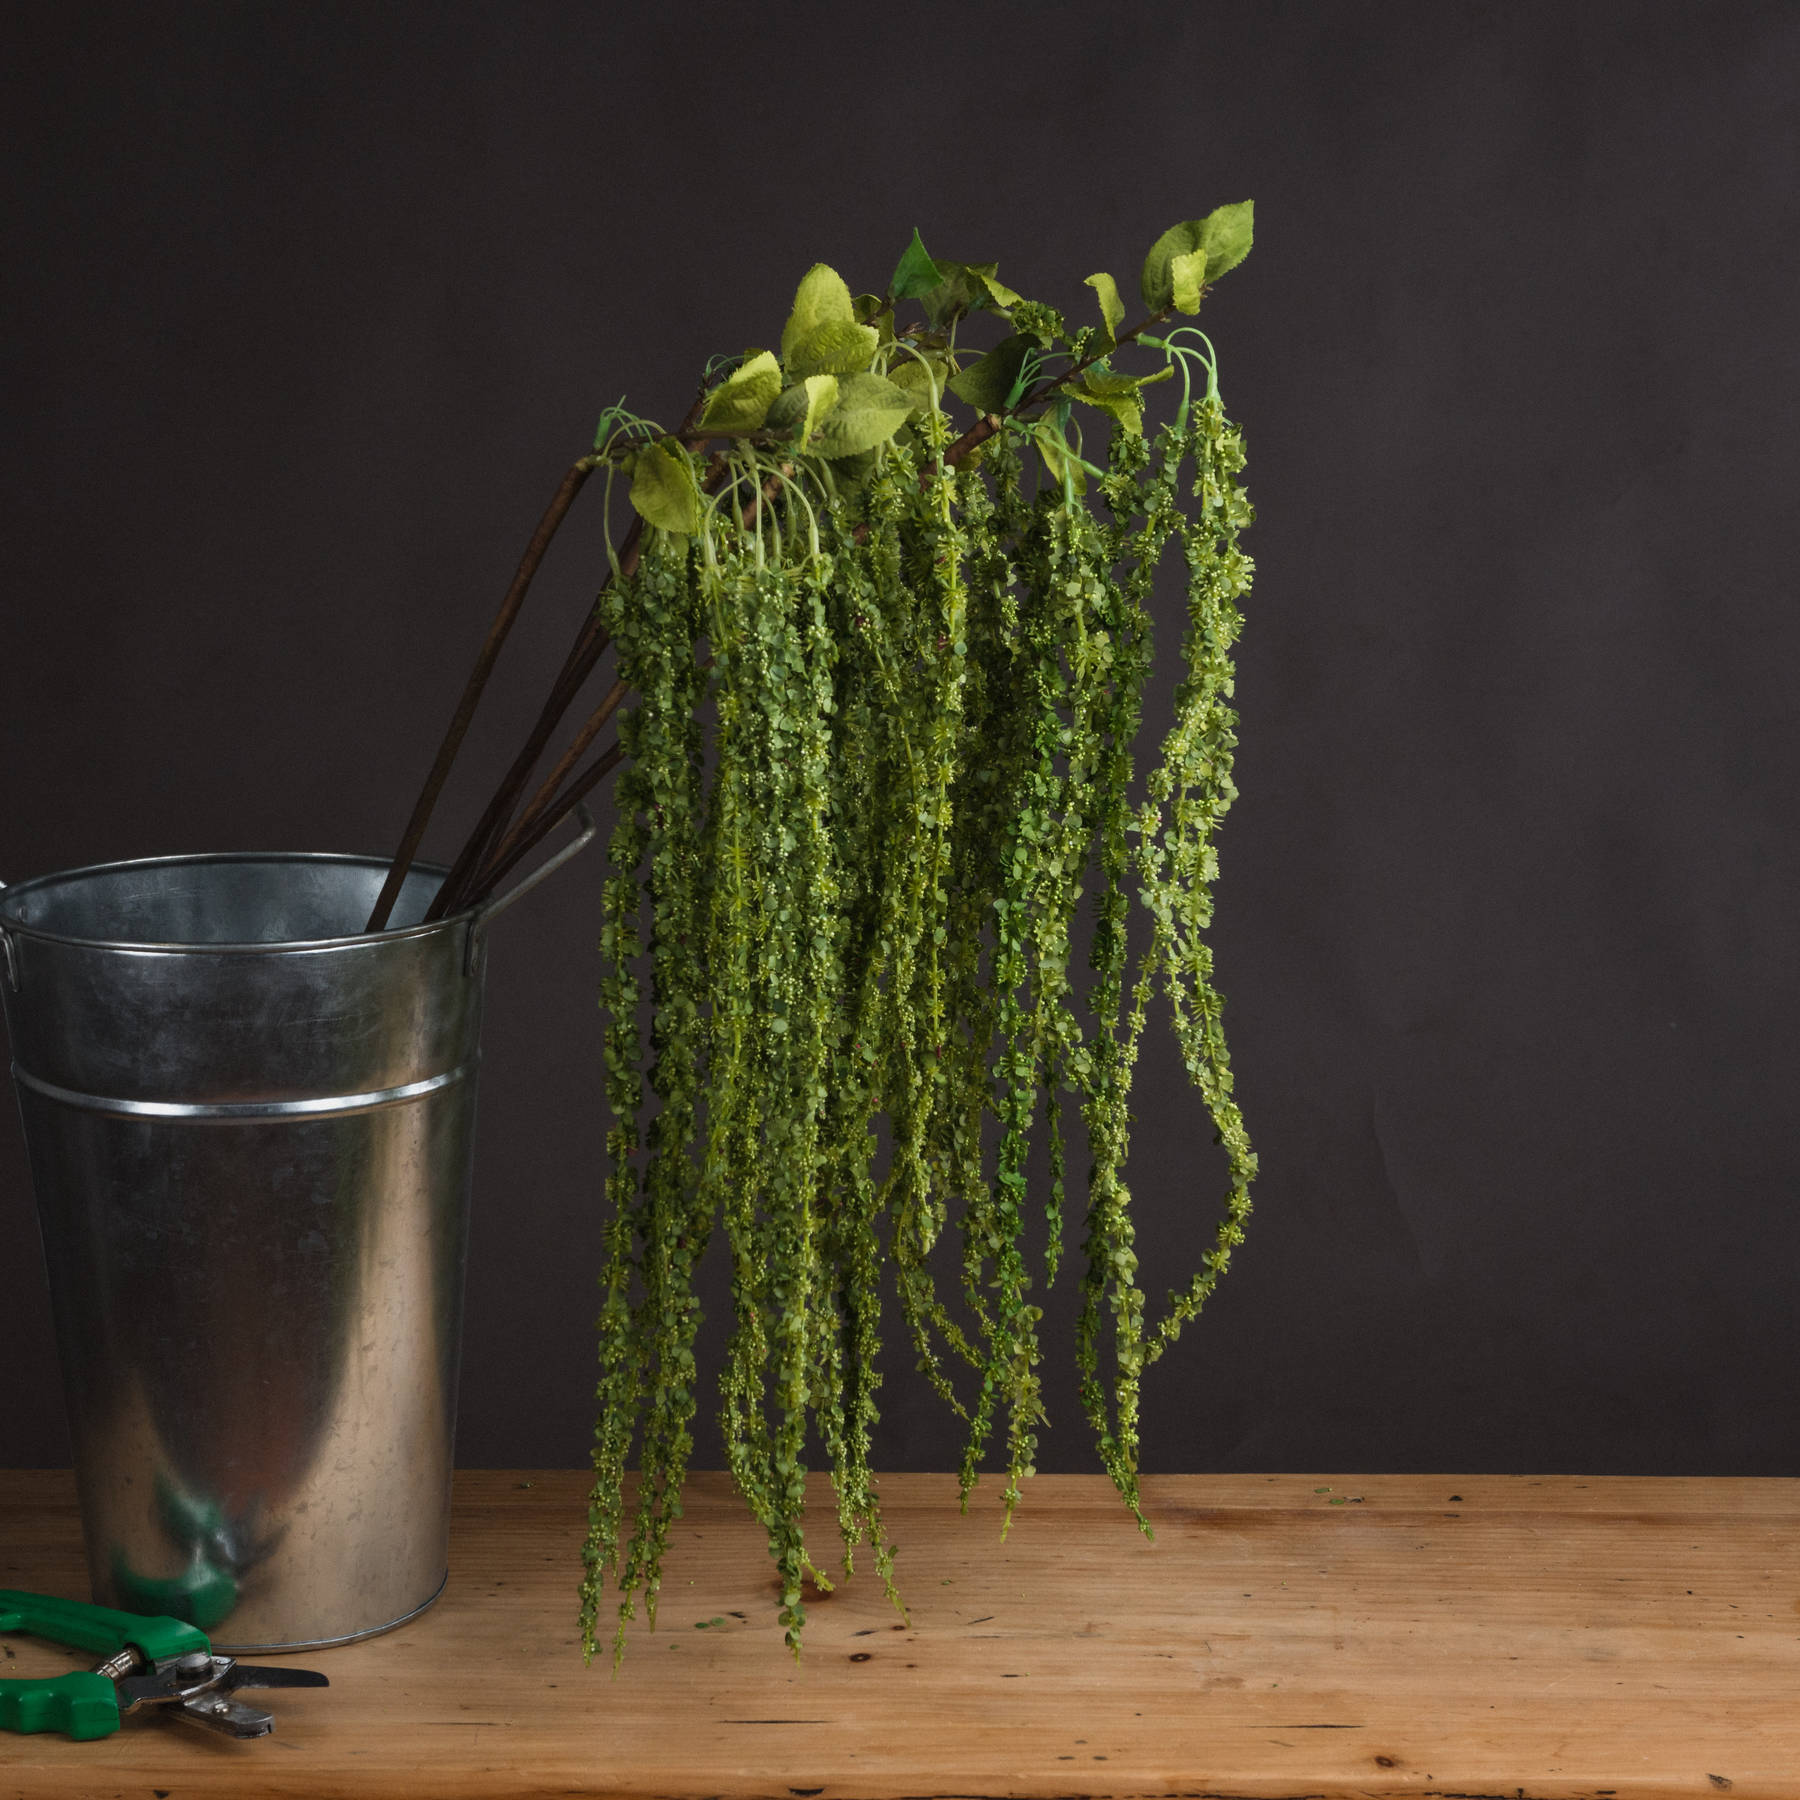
[[462, 805, 598, 977], [0, 879, 14, 993]]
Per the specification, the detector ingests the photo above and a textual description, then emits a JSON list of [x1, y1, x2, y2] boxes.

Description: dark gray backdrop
[[3, 1, 1795, 1475]]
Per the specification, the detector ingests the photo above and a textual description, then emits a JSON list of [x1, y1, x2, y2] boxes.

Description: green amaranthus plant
[[372, 203, 1258, 1664]]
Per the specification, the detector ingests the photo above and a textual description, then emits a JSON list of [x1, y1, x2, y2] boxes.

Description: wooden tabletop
[[1, 1469, 1796, 1798]]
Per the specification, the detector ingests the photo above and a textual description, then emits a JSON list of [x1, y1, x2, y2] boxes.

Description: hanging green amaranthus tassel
[[581, 205, 1259, 1662]]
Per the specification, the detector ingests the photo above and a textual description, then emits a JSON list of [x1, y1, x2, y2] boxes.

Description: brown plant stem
[[364, 454, 598, 933], [475, 741, 624, 900], [468, 677, 628, 895], [424, 403, 715, 922], [423, 551, 631, 922]]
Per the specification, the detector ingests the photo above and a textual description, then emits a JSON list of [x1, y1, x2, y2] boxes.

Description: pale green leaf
[[797, 373, 841, 443], [785, 317, 880, 378], [1081, 365, 1174, 399], [810, 372, 912, 458], [977, 268, 1024, 309], [698, 350, 782, 433], [1170, 247, 1207, 315], [886, 354, 950, 414], [780, 263, 856, 366], [1196, 199, 1254, 283], [766, 374, 840, 445], [1140, 219, 1205, 311], [1084, 272, 1125, 346], [627, 438, 701, 535]]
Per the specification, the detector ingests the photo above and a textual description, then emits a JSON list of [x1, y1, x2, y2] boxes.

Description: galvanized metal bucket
[[0, 815, 593, 1651]]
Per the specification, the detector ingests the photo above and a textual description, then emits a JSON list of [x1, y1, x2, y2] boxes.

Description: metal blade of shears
[[217, 1664, 331, 1693]]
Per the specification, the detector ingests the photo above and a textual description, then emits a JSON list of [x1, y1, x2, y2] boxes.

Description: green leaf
[[1141, 202, 1254, 309], [1033, 420, 1087, 495], [1072, 368, 1148, 436], [853, 294, 896, 349], [1070, 390, 1143, 436], [886, 354, 950, 414], [810, 372, 912, 458], [780, 263, 856, 366], [888, 229, 943, 301], [627, 438, 701, 535], [977, 267, 1024, 309], [1084, 273, 1125, 347], [698, 350, 782, 433], [917, 259, 1017, 321], [785, 317, 880, 378], [1073, 363, 1175, 434], [1081, 365, 1174, 399], [1196, 199, 1254, 283], [947, 334, 1031, 414], [919, 261, 994, 327], [1141, 219, 1203, 311], [825, 446, 881, 483], [1170, 248, 1207, 315], [766, 374, 840, 445]]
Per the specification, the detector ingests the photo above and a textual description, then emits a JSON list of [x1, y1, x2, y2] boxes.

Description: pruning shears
[[0, 1589, 327, 1741]]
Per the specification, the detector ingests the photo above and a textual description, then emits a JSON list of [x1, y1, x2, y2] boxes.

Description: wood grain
[[1, 1469, 1796, 1799]]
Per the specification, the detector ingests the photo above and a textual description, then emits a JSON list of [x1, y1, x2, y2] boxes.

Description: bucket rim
[[0, 848, 471, 955]]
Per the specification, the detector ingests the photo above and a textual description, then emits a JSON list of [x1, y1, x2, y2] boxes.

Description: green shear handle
[[0, 1670, 119, 1741], [0, 1589, 210, 1741]]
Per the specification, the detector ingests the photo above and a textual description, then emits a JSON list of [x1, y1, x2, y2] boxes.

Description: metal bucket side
[[1, 854, 481, 1652]]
